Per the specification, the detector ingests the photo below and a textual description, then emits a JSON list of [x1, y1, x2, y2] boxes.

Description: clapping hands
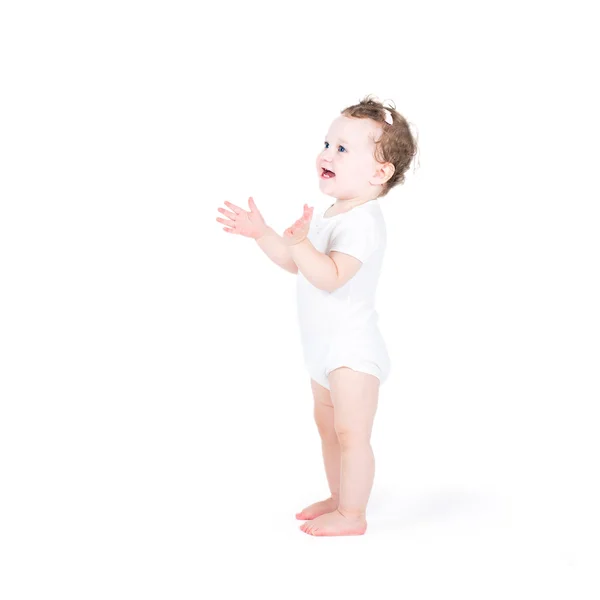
[[216, 196, 268, 239], [283, 204, 314, 246]]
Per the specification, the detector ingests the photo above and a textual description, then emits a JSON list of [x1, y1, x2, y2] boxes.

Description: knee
[[314, 411, 337, 444], [334, 428, 371, 449], [316, 423, 339, 445]]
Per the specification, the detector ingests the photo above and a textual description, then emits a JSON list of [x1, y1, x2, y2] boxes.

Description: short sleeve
[[328, 213, 379, 263]]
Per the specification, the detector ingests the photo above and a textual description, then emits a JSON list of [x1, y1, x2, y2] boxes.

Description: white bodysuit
[[295, 199, 391, 390]]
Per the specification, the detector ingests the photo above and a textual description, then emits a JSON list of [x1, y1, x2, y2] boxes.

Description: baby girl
[[216, 95, 418, 536]]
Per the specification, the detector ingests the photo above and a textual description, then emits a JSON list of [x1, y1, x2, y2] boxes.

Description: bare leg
[[300, 367, 379, 536], [295, 379, 341, 520]]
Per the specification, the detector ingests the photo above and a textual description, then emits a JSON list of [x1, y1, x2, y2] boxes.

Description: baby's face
[[316, 115, 386, 200]]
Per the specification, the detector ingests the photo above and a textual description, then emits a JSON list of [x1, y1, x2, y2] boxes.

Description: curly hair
[[340, 94, 419, 198]]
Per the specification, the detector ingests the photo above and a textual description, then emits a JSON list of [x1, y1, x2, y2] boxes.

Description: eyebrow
[[325, 137, 350, 145]]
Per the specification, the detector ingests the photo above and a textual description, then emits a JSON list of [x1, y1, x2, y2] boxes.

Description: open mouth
[[321, 167, 336, 179]]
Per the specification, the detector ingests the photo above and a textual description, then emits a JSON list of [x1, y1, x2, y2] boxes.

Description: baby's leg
[[300, 367, 378, 536], [330, 367, 379, 519], [295, 378, 341, 520]]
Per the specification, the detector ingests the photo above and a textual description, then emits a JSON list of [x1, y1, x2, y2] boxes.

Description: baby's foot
[[300, 509, 367, 536], [295, 497, 338, 520]]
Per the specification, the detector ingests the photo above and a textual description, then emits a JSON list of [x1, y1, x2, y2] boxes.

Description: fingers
[[224, 200, 242, 214], [218, 207, 236, 219], [216, 216, 236, 229], [249, 196, 264, 219], [289, 207, 313, 230], [282, 204, 313, 241], [299, 209, 312, 224]]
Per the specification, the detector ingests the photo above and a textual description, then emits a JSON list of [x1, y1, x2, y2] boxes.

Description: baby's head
[[317, 95, 419, 201]]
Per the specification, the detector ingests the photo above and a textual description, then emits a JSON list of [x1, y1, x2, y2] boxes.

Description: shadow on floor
[[367, 486, 508, 530]]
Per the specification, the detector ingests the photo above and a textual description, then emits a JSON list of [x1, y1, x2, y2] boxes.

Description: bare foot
[[299, 509, 367, 536], [295, 497, 338, 520]]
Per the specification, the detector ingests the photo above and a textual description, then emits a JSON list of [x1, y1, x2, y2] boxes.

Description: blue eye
[[324, 142, 346, 152]]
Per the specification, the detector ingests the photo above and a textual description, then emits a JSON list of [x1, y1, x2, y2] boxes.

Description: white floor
[[3, 364, 598, 599]]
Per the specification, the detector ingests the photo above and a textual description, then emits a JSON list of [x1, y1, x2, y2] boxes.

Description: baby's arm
[[288, 238, 337, 291], [255, 227, 298, 274]]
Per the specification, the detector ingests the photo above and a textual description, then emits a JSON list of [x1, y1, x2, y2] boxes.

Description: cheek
[[358, 161, 373, 178], [346, 162, 360, 177]]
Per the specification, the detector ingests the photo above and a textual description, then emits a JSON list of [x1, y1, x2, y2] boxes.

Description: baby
[[216, 95, 418, 536]]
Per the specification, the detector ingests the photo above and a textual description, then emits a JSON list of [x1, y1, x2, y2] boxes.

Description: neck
[[334, 187, 380, 207], [333, 197, 376, 209]]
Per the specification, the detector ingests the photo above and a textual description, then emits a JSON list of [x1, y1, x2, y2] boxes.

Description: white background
[[1, 1, 598, 598]]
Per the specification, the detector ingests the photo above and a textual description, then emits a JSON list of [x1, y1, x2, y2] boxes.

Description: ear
[[371, 162, 395, 186]]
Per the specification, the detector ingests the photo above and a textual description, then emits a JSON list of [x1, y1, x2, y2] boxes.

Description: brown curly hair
[[340, 94, 419, 198]]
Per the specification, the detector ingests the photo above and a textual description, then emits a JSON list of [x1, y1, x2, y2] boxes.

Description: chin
[[318, 186, 336, 198], [318, 177, 338, 194]]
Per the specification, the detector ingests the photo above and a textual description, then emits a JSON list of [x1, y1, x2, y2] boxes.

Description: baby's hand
[[216, 196, 268, 239], [283, 205, 314, 246]]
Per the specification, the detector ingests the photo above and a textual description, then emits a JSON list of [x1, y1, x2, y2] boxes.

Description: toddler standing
[[216, 95, 418, 536]]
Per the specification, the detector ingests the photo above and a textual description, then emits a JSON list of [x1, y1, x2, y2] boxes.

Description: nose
[[320, 148, 334, 162]]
